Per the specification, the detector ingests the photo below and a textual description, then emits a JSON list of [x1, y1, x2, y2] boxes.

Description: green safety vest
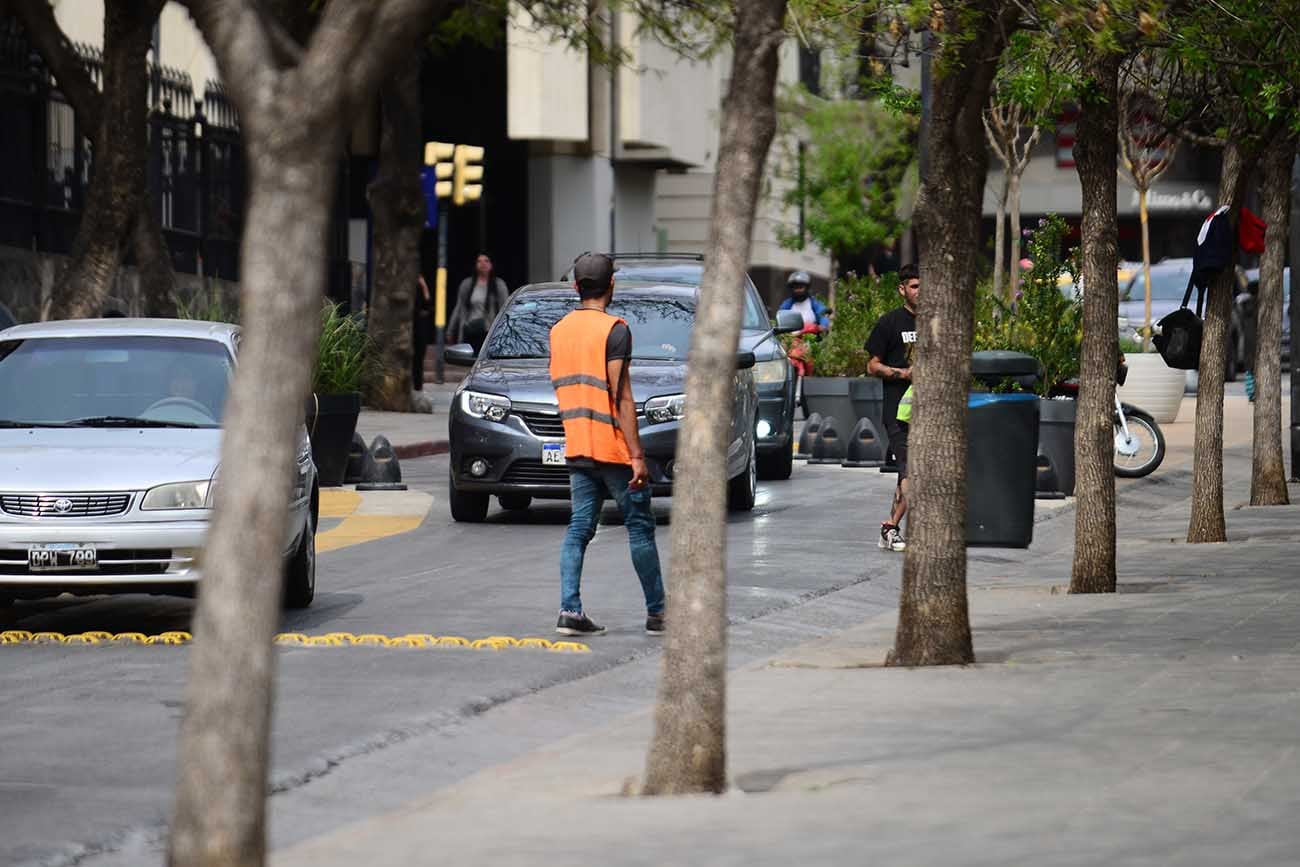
[[897, 385, 913, 423]]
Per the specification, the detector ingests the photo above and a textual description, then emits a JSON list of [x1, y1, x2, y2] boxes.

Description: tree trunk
[[167, 140, 339, 867], [1250, 134, 1294, 506], [45, 1, 156, 320], [1188, 141, 1253, 543], [641, 0, 787, 795], [1007, 169, 1023, 298], [1139, 187, 1153, 351], [134, 204, 178, 317], [366, 56, 423, 411], [1068, 51, 1119, 595], [889, 1, 1017, 667], [992, 172, 1008, 298]]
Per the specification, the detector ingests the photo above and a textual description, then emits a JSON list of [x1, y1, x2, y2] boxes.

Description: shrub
[[784, 271, 901, 377], [313, 302, 375, 394], [973, 214, 1082, 395]]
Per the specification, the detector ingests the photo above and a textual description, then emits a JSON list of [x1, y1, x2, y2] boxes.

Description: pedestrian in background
[[865, 263, 919, 552], [548, 252, 665, 637], [413, 273, 433, 394], [448, 253, 509, 354]]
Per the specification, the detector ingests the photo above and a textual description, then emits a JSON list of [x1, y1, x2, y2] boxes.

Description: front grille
[[0, 548, 176, 576], [1, 493, 132, 518], [516, 410, 565, 438], [500, 460, 571, 486]]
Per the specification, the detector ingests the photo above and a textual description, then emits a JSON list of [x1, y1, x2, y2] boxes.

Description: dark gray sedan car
[[445, 279, 794, 522]]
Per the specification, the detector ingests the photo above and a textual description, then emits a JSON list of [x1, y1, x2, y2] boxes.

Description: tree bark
[[168, 0, 449, 862], [889, 1, 1017, 667], [1069, 51, 1120, 595], [44, 0, 157, 319], [1189, 140, 1253, 543], [365, 56, 423, 411], [992, 173, 1008, 298], [7, 0, 175, 320], [1250, 133, 1294, 506], [1007, 169, 1023, 297], [642, 0, 787, 795]]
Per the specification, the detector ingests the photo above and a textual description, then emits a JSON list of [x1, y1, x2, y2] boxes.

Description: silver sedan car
[[0, 319, 317, 608]]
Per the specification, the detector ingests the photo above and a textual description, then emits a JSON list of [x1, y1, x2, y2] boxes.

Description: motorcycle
[[786, 322, 825, 418], [1051, 363, 1166, 478]]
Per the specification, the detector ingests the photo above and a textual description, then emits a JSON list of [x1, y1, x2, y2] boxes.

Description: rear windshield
[[485, 295, 696, 361], [1125, 269, 1193, 301], [0, 336, 233, 427]]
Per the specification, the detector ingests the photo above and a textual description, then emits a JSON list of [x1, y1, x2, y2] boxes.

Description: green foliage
[[1119, 334, 1145, 354], [778, 97, 917, 259], [314, 302, 376, 395], [786, 271, 901, 377], [175, 284, 238, 324], [973, 214, 1082, 395]]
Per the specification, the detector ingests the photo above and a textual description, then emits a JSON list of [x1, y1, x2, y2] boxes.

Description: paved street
[[1, 391, 1294, 867]]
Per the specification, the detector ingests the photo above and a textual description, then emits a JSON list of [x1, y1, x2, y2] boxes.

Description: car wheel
[[757, 443, 793, 480], [727, 433, 757, 512], [283, 510, 316, 609], [449, 466, 489, 522], [499, 494, 532, 511]]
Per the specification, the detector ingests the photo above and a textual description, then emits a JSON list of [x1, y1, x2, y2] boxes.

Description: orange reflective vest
[[549, 309, 631, 465]]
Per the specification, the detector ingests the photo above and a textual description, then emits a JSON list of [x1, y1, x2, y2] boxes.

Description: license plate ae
[[541, 443, 567, 466], [28, 543, 98, 572]]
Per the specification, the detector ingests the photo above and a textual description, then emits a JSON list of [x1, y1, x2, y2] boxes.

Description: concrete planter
[[1118, 352, 1186, 424]]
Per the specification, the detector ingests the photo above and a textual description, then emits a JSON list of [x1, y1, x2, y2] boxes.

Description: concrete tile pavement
[[274, 397, 1300, 866]]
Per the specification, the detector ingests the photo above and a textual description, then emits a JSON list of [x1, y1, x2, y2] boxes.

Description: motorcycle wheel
[[1114, 415, 1165, 478]]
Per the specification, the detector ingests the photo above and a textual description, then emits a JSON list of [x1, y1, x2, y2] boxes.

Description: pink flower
[[1019, 258, 1034, 271]]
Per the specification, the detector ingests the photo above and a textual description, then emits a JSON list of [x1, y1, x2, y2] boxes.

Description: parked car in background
[[562, 253, 800, 480], [1238, 267, 1291, 372], [0, 319, 318, 608], [445, 274, 783, 522]]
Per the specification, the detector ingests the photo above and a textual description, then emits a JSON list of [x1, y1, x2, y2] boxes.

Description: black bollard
[[808, 415, 847, 465], [841, 417, 885, 468], [1034, 450, 1066, 500], [344, 432, 367, 485], [356, 435, 408, 491], [795, 412, 823, 461]]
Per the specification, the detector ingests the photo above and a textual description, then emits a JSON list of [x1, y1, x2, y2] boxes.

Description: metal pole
[[1289, 156, 1299, 480], [434, 200, 449, 385]]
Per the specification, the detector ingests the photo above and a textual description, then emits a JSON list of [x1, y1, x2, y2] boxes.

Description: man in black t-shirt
[[864, 263, 919, 552]]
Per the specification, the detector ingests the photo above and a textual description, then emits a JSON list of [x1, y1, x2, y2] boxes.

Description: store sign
[[1130, 188, 1213, 211]]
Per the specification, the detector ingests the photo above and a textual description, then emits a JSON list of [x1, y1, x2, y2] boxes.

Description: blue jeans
[[561, 464, 665, 616]]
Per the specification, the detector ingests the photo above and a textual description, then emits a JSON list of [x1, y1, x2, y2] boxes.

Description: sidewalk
[[354, 376, 460, 459], [276, 407, 1300, 865]]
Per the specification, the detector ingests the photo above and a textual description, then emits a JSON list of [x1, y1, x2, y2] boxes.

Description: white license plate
[[28, 543, 98, 572], [541, 443, 567, 466]]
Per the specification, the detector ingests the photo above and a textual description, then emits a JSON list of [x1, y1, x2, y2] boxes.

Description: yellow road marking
[[0, 629, 590, 652], [319, 489, 363, 518], [316, 515, 425, 553]]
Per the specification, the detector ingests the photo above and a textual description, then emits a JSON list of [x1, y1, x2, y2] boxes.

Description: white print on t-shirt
[[902, 331, 917, 344]]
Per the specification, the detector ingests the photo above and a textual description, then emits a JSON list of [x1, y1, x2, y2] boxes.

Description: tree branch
[[5, 0, 104, 131], [178, 0, 279, 125]]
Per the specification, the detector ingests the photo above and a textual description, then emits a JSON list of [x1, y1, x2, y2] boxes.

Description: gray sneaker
[[879, 524, 906, 552], [556, 610, 606, 636]]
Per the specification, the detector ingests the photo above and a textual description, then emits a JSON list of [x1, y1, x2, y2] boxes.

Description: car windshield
[[0, 336, 233, 428], [485, 295, 696, 361], [1126, 269, 1193, 301], [609, 264, 768, 330]]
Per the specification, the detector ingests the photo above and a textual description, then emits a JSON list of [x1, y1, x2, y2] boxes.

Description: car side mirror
[[445, 344, 477, 366], [737, 351, 756, 370], [773, 310, 804, 334]]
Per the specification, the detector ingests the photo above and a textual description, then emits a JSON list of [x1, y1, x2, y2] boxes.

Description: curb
[[393, 440, 450, 460]]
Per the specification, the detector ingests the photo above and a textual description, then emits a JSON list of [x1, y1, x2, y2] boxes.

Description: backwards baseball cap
[[572, 252, 616, 293]]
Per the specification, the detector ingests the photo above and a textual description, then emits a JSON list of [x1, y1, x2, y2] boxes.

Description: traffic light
[[424, 141, 454, 199], [453, 144, 484, 206]]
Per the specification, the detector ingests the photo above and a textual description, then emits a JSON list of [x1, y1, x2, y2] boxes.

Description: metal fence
[[0, 15, 354, 299]]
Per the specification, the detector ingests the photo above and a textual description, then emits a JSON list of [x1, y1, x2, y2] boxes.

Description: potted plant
[[308, 302, 373, 487], [1117, 336, 1187, 424], [974, 215, 1083, 495]]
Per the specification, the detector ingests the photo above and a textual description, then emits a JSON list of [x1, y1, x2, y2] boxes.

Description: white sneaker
[[879, 524, 906, 552]]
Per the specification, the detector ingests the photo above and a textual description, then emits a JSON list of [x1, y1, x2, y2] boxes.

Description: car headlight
[[644, 394, 686, 424], [142, 480, 212, 511], [461, 389, 511, 422], [754, 358, 790, 385]]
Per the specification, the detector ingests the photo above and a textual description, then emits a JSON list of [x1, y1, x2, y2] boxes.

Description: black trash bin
[[967, 351, 1041, 548]]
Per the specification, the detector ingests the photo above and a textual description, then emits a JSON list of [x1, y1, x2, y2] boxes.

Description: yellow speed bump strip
[[0, 630, 589, 652]]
